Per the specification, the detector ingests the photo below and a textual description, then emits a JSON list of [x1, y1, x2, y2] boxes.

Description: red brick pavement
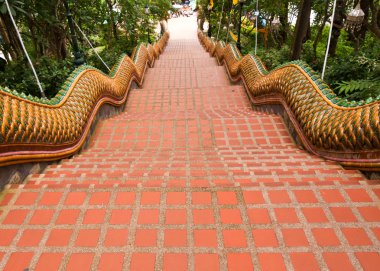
[[0, 16, 379, 270]]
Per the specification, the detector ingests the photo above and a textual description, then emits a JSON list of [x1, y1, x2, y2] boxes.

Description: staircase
[[0, 16, 379, 271]]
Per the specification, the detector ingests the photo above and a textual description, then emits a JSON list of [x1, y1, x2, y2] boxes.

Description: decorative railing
[[0, 32, 169, 166], [198, 30, 380, 171]]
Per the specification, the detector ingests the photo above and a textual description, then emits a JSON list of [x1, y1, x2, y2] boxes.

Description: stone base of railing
[[0, 162, 48, 190]]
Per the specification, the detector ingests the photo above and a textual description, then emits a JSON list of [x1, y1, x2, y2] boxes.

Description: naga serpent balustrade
[[198, 30, 380, 171], [0, 32, 169, 166]]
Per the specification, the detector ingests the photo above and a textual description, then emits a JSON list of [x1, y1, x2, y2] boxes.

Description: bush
[[0, 57, 74, 98], [255, 45, 291, 70], [0, 39, 137, 98]]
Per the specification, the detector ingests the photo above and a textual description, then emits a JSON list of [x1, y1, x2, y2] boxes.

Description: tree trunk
[[26, 15, 41, 58], [279, 1, 289, 46], [106, 0, 118, 40], [291, 0, 312, 60], [313, 0, 330, 55], [328, 0, 345, 56], [368, 0, 380, 38], [0, 14, 23, 60]]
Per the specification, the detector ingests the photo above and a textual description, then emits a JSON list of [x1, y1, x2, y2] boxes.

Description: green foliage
[[0, 57, 74, 98], [0, 0, 172, 98], [86, 40, 135, 74], [255, 45, 291, 70], [324, 55, 380, 87], [335, 79, 380, 102], [0, 0, 26, 15]]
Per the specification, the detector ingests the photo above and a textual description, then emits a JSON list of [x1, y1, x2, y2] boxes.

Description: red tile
[[293, 190, 318, 203], [252, 229, 278, 247], [141, 192, 161, 205], [3, 252, 33, 271], [243, 191, 265, 204], [90, 192, 111, 205], [0, 193, 14, 206], [345, 189, 372, 202], [104, 229, 129, 247], [115, 192, 135, 205], [372, 227, 380, 241], [223, 230, 247, 247], [192, 192, 212, 204], [39, 192, 62, 205], [342, 228, 372, 246], [330, 207, 357, 222], [193, 229, 217, 247], [217, 191, 237, 204], [110, 209, 132, 224], [268, 191, 291, 203], [82, 209, 106, 224], [290, 253, 319, 271], [312, 228, 340, 246], [247, 208, 271, 224], [258, 253, 286, 271], [282, 229, 309, 247], [0, 229, 18, 246], [358, 206, 380, 222], [29, 209, 54, 225], [323, 253, 355, 271], [3, 209, 28, 225], [56, 209, 80, 224], [163, 253, 187, 271], [220, 209, 242, 224], [35, 253, 63, 271], [66, 253, 94, 271], [75, 229, 100, 247], [193, 209, 214, 224], [138, 209, 159, 224], [135, 229, 157, 247], [46, 229, 73, 246], [98, 253, 124, 271], [320, 190, 345, 203], [15, 192, 38, 205], [227, 253, 253, 271], [65, 192, 86, 205], [274, 208, 299, 223], [165, 209, 186, 224], [164, 229, 187, 247], [130, 253, 155, 271], [17, 229, 44, 247], [167, 192, 186, 205], [302, 208, 328, 223], [355, 252, 380, 271], [194, 254, 219, 271]]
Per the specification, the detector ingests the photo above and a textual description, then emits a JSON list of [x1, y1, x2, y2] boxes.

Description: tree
[[328, 0, 345, 56], [292, 0, 312, 60], [0, 0, 25, 59]]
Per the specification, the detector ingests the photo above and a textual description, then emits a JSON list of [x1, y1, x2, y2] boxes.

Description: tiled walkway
[[1, 16, 380, 271]]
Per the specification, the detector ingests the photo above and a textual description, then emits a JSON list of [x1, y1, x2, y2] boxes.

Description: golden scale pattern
[[198, 30, 380, 170], [0, 32, 169, 166]]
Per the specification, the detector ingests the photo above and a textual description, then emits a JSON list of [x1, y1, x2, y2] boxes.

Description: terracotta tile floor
[[1, 16, 379, 270]]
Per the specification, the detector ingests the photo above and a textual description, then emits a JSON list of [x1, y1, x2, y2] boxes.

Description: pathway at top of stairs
[[0, 16, 379, 271]]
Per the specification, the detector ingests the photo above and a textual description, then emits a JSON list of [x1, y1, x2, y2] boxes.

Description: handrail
[[198, 30, 380, 171], [0, 32, 170, 166]]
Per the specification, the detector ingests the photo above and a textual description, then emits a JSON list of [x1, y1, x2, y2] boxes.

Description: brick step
[[1, 180, 378, 271], [130, 80, 249, 113], [154, 58, 217, 68], [142, 66, 231, 89]]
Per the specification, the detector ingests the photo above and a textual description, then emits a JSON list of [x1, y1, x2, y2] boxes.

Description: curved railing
[[0, 32, 169, 166], [198, 30, 380, 171]]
